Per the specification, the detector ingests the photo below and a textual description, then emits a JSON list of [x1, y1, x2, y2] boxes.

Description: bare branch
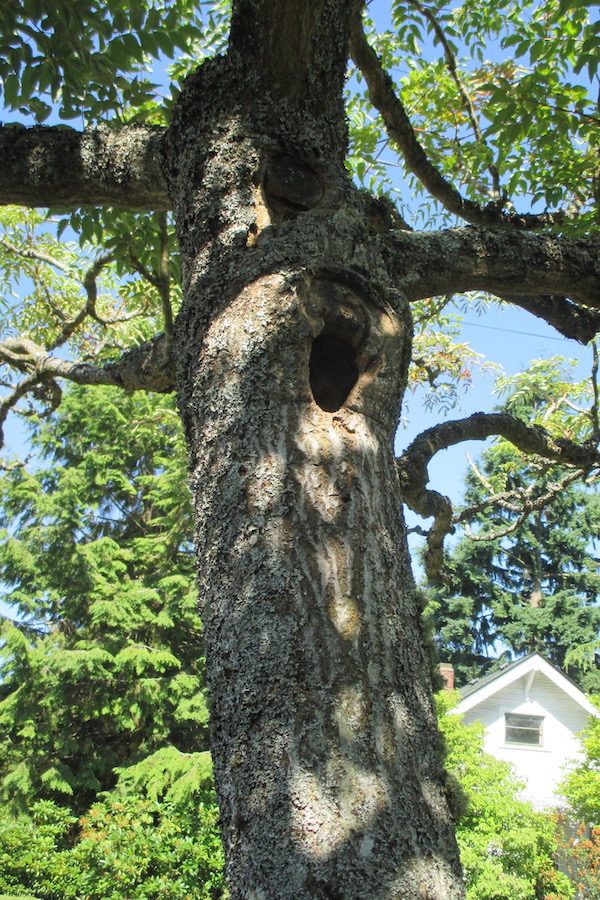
[[349, 12, 567, 230], [397, 411, 600, 581], [461, 468, 588, 541], [499, 292, 600, 344], [402, 411, 600, 477], [1, 237, 72, 274], [0, 125, 169, 211], [0, 371, 48, 447]]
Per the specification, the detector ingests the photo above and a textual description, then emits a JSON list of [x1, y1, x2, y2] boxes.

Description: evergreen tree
[[0, 386, 209, 813]]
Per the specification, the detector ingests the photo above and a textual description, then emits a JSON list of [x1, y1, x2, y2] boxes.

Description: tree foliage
[[0, 795, 225, 900], [560, 696, 600, 826], [437, 690, 572, 900], [350, 0, 599, 235], [0, 386, 209, 813]]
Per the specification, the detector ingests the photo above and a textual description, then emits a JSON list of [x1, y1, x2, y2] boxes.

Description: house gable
[[458, 652, 596, 718], [454, 652, 597, 811]]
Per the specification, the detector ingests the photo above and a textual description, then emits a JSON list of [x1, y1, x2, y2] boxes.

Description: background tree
[[555, 699, 600, 900], [0, 386, 210, 813], [425, 358, 600, 689], [1, 1, 600, 897], [560, 696, 600, 826]]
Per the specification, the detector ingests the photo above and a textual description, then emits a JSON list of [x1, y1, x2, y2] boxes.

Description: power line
[[462, 320, 572, 342]]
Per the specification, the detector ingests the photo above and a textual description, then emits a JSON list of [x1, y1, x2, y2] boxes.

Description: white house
[[454, 652, 597, 811]]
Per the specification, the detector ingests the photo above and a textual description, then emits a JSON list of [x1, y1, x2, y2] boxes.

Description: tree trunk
[[163, 46, 464, 900]]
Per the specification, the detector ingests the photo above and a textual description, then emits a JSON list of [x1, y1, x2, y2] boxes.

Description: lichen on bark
[[160, 27, 465, 897]]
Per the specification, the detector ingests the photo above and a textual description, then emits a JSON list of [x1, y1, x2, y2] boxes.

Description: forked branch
[[0, 334, 174, 448], [398, 411, 600, 580]]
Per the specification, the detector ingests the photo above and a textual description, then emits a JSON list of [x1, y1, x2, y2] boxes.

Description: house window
[[505, 713, 544, 746]]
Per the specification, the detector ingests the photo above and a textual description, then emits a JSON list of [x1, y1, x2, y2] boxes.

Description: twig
[[1, 237, 72, 274], [0, 372, 46, 448], [461, 468, 587, 542], [406, 0, 501, 198]]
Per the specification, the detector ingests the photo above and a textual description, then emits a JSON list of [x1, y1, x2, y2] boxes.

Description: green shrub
[[0, 795, 225, 900]]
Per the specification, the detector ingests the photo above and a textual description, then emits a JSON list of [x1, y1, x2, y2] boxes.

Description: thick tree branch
[[349, 12, 566, 230], [498, 292, 600, 344], [0, 125, 169, 211], [397, 411, 600, 580], [0, 333, 174, 444], [378, 227, 600, 342]]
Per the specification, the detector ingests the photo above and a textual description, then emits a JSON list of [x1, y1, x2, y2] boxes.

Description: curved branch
[[0, 371, 48, 447], [0, 125, 169, 211], [349, 12, 566, 230], [397, 412, 600, 581], [48, 251, 116, 351], [402, 411, 600, 478]]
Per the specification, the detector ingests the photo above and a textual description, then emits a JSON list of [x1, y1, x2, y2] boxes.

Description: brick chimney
[[438, 662, 455, 691]]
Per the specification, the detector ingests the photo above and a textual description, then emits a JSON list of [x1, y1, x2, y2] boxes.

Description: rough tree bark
[[1, 0, 600, 898], [157, 3, 465, 895]]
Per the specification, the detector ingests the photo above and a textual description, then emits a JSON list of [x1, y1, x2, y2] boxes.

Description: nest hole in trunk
[[309, 329, 359, 413]]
